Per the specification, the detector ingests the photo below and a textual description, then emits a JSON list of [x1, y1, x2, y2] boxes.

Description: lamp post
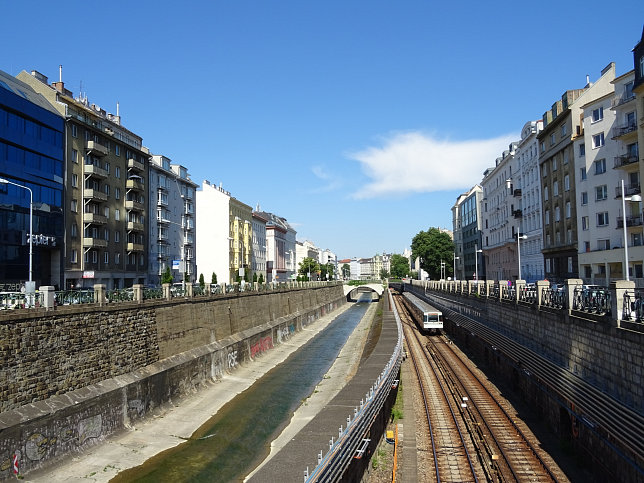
[[0, 177, 33, 288], [516, 227, 527, 281], [440, 259, 446, 280], [621, 179, 642, 281], [453, 253, 460, 281], [475, 243, 483, 281]]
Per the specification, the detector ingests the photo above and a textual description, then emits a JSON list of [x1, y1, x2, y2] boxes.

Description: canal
[[112, 297, 373, 482]]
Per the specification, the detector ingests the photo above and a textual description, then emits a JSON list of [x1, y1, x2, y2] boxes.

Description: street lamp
[[621, 179, 642, 281], [516, 226, 527, 281], [453, 253, 460, 281], [0, 177, 33, 289], [475, 243, 483, 282], [440, 259, 446, 280]]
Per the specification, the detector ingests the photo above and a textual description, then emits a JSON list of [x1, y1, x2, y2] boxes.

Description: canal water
[[112, 299, 372, 483]]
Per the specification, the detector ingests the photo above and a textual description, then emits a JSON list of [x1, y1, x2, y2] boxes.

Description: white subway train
[[402, 291, 443, 333]]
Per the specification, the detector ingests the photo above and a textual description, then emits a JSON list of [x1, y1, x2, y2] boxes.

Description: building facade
[[251, 210, 267, 282], [256, 209, 296, 282], [19, 69, 150, 289], [0, 70, 64, 290], [149, 155, 197, 285], [230, 198, 253, 282]]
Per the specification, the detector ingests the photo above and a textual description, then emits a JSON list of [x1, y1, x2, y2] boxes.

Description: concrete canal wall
[[0, 284, 345, 478]]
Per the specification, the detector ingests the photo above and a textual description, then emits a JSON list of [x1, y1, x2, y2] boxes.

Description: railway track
[[394, 293, 565, 482]]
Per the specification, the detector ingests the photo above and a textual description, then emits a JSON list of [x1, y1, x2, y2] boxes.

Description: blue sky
[[3, 2, 643, 259]]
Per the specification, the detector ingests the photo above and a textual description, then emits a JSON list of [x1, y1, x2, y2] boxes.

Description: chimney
[[51, 64, 65, 93]]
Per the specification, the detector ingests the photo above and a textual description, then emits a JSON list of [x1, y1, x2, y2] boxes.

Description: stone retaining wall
[[0, 286, 345, 479]]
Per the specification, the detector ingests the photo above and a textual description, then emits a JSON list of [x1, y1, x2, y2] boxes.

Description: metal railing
[[572, 287, 611, 315], [540, 287, 566, 309], [622, 291, 644, 322]]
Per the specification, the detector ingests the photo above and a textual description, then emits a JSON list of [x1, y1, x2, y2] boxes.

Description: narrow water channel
[[111, 300, 371, 483]]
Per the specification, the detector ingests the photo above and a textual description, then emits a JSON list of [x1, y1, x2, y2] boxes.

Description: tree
[[258, 273, 264, 284], [298, 257, 320, 281], [342, 263, 351, 280], [320, 263, 335, 281], [199, 273, 205, 288], [161, 267, 173, 284], [211, 272, 217, 284], [253, 272, 258, 283], [411, 227, 455, 280], [379, 268, 390, 280], [390, 254, 410, 278]]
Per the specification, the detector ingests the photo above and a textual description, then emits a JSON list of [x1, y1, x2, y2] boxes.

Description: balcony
[[612, 122, 637, 139], [86, 140, 108, 156], [127, 221, 144, 232], [615, 184, 640, 198], [83, 189, 108, 202], [126, 178, 145, 191], [127, 242, 144, 252], [616, 215, 643, 229], [83, 212, 107, 225], [125, 200, 145, 211], [512, 189, 522, 197], [611, 93, 635, 108], [157, 197, 168, 207], [83, 237, 108, 248], [512, 209, 523, 218], [128, 158, 144, 172], [84, 164, 108, 179], [156, 216, 170, 225], [614, 154, 639, 169]]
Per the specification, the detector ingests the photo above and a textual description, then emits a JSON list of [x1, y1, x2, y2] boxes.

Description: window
[[71, 124, 77, 137], [550, 133, 556, 145], [115, 187, 120, 200], [633, 233, 643, 247], [71, 149, 78, 163], [71, 222, 78, 237], [544, 186, 549, 201], [597, 212, 609, 226], [592, 106, 603, 122], [542, 164, 547, 177], [115, 252, 120, 264], [592, 133, 605, 148], [115, 209, 120, 221], [71, 174, 78, 187], [561, 124, 567, 136], [563, 150, 569, 164], [553, 157, 558, 171], [104, 184, 110, 196], [545, 210, 550, 224], [71, 199, 78, 212], [594, 159, 606, 174], [92, 251, 98, 263], [564, 175, 570, 191], [115, 145, 120, 156], [115, 230, 120, 242], [104, 207, 109, 218], [104, 252, 109, 264], [580, 167, 587, 180], [595, 185, 607, 201], [555, 206, 560, 221], [584, 241, 590, 252], [581, 192, 588, 205], [579, 143, 585, 157], [582, 216, 589, 230], [566, 201, 571, 218], [546, 258, 551, 272], [568, 257, 573, 273], [567, 229, 572, 244], [598, 239, 610, 250], [553, 181, 559, 196], [115, 166, 121, 178], [71, 249, 78, 263], [104, 162, 110, 174]]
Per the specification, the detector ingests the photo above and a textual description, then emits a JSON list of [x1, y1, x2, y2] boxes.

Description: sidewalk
[[26, 302, 367, 482]]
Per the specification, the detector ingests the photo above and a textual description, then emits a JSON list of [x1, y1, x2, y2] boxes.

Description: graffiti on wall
[[250, 336, 273, 359], [227, 349, 238, 369]]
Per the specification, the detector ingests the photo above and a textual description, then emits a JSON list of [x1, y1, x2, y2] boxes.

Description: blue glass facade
[[0, 72, 64, 290]]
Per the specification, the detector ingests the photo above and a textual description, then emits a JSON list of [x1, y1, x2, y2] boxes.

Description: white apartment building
[[350, 258, 360, 280], [515, 120, 545, 283], [296, 240, 320, 279], [320, 249, 337, 279], [149, 155, 197, 285], [195, 180, 232, 284], [480, 143, 520, 281], [577, 68, 643, 284]]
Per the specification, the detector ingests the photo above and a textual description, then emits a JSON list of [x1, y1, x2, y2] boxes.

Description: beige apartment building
[[230, 197, 253, 282], [18, 69, 149, 289]]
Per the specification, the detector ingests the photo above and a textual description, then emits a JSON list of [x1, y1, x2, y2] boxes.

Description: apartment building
[[296, 240, 320, 279], [0, 70, 64, 290], [481, 144, 520, 281], [19, 69, 150, 289], [515, 120, 545, 283], [149, 155, 197, 285], [251, 210, 267, 282], [255, 208, 297, 282]]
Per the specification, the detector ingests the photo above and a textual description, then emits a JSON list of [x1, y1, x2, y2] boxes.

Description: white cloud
[[348, 131, 518, 199], [310, 165, 342, 193]]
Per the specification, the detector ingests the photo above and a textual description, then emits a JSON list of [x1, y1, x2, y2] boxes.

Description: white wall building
[[195, 180, 232, 284], [296, 240, 320, 279], [515, 120, 545, 283]]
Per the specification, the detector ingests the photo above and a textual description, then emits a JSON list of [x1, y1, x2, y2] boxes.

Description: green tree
[[379, 268, 390, 280], [211, 272, 217, 284], [342, 263, 351, 279], [411, 227, 455, 280], [199, 273, 205, 288], [161, 266, 173, 284], [253, 272, 258, 283], [258, 273, 264, 284], [320, 263, 335, 281], [390, 254, 410, 278], [298, 257, 320, 281]]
